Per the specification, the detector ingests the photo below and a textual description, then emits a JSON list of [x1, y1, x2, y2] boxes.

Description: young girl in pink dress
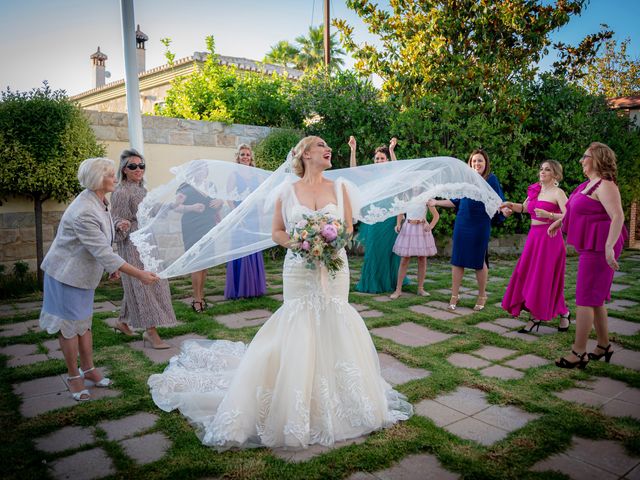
[[390, 201, 439, 299], [501, 160, 571, 332]]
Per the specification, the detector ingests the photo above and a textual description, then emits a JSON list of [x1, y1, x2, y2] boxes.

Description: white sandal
[[79, 367, 112, 388], [67, 374, 91, 401]]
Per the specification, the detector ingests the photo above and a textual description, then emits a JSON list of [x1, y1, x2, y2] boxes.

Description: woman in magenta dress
[[224, 144, 267, 299], [501, 160, 570, 332], [550, 142, 627, 369]]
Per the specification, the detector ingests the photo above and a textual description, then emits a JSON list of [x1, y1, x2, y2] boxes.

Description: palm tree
[[264, 40, 300, 68], [294, 25, 345, 70]]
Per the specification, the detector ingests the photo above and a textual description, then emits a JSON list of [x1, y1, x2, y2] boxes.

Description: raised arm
[[389, 137, 398, 161], [348, 136, 357, 167]]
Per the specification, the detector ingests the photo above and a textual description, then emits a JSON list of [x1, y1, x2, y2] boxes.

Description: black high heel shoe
[[556, 350, 589, 369], [518, 319, 542, 333], [557, 312, 571, 332], [588, 344, 614, 363]]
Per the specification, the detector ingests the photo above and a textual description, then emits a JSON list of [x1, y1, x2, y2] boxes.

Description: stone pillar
[[90, 47, 108, 88]]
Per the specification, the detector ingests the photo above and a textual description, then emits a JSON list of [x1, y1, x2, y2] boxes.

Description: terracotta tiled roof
[[608, 95, 640, 109], [90, 47, 108, 61]]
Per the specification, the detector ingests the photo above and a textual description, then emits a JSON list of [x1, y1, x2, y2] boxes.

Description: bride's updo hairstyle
[[291, 136, 318, 177]]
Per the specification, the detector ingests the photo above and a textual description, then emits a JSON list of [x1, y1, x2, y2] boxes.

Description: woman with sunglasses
[[111, 149, 177, 349]]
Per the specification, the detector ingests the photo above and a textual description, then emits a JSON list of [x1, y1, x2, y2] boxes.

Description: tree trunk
[[34, 194, 44, 288]]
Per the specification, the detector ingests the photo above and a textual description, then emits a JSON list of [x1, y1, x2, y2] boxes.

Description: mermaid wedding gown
[[148, 180, 412, 450]]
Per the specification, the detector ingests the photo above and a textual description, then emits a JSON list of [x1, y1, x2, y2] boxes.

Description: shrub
[[0, 261, 39, 298], [254, 128, 303, 171]]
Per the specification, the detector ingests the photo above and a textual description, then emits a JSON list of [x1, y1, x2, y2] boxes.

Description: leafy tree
[[265, 26, 345, 71], [264, 40, 300, 68], [577, 38, 640, 97], [552, 24, 613, 81], [335, 0, 586, 103], [294, 25, 345, 71], [158, 35, 297, 127], [291, 68, 393, 168], [0, 83, 105, 284], [254, 128, 303, 171]]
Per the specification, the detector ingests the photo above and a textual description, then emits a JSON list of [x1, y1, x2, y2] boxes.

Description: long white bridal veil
[[131, 156, 502, 278]]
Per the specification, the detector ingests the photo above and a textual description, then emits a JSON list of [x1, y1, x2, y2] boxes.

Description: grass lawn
[[1, 251, 639, 480]]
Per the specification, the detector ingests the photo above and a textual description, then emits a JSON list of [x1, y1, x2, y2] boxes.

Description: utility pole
[[120, 0, 144, 155], [324, 0, 330, 67]]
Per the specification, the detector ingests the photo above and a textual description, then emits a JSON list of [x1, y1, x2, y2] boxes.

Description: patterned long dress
[[111, 181, 177, 329]]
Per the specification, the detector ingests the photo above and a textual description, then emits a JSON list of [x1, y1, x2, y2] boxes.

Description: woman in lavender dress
[[224, 145, 267, 299]]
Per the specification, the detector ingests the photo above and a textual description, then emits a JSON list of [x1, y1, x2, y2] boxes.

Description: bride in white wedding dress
[[148, 136, 413, 450]]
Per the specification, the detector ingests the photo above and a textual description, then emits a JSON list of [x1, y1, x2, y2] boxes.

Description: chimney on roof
[[90, 46, 108, 88], [136, 24, 148, 74]]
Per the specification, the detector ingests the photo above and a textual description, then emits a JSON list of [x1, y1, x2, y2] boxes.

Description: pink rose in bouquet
[[321, 224, 338, 241]]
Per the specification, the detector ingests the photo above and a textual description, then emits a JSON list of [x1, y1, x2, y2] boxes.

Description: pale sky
[[1, 0, 638, 96]]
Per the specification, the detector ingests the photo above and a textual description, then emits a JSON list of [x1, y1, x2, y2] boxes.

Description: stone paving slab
[[409, 305, 459, 320], [35, 425, 95, 453], [502, 331, 538, 342], [433, 387, 491, 416], [371, 322, 454, 347], [269, 293, 284, 302], [120, 432, 171, 465], [0, 319, 41, 336], [373, 295, 394, 302], [272, 435, 367, 463], [92, 301, 118, 313], [504, 354, 551, 370], [414, 399, 467, 427], [129, 333, 207, 364], [445, 417, 509, 446], [607, 299, 638, 311], [50, 447, 116, 480], [475, 322, 509, 334], [8, 353, 49, 367], [472, 346, 518, 361], [362, 453, 460, 480], [98, 412, 159, 441], [350, 303, 369, 312], [360, 309, 384, 318], [493, 318, 526, 329], [425, 301, 475, 316], [377, 353, 431, 386], [614, 271, 627, 278], [610, 283, 630, 292], [447, 353, 491, 369], [14, 374, 68, 398], [215, 309, 272, 328], [608, 317, 640, 336], [479, 365, 524, 380], [555, 377, 640, 420], [531, 437, 640, 479], [610, 349, 640, 371], [472, 405, 540, 432]]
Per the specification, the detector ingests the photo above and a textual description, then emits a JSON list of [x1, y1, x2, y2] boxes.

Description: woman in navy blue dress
[[429, 149, 506, 311]]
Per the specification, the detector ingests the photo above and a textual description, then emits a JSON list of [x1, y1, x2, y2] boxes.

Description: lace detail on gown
[[147, 180, 413, 450]]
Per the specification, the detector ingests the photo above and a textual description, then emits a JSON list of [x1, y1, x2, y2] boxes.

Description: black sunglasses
[[126, 163, 146, 171]]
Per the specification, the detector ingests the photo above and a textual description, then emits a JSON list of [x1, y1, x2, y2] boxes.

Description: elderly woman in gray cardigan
[[39, 157, 158, 401]]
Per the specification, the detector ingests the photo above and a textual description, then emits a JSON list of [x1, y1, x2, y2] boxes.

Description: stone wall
[[0, 111, 272, 270]]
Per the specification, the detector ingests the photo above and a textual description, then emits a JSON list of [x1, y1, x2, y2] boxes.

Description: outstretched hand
[[389, 137, 398, 150], [348, 136, 356, 151]]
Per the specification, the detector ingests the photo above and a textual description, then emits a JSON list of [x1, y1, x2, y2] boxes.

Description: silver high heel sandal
[[67, 374, 91, 401], [79, 367, 112, 388]]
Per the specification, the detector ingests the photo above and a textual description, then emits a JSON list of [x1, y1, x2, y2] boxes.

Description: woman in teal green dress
[[350, 136, 409, 293]]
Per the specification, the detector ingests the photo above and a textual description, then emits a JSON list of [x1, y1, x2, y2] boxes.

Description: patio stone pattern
[[129, 333, 207, 364], [479, 365, 525, 380], [98, 412, 160, 441], [215, 309, 272, 328], [409, 305, 459, 320], [272, 435, 367, 463], [425, 300, 475, 316], [446, 353, 491, 369], [472, 346, 518, 361], [371, 322, 454, 347], [504, 354, 551, 370], [50, 447, 116, 480], [554, 376, 640, 420], [416, 387, 540, 446], [35, 426, 95, 453], [531, 437, 640, 479], [119, 432, 172, 465], [607, 317, 640, 336], [348, 453, 460, 480], [377, 353, 431, 386], [0, 319, 41, 337]]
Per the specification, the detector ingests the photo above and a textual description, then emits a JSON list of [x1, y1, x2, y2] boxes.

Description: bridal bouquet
[[289, 213, 351, 276]]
